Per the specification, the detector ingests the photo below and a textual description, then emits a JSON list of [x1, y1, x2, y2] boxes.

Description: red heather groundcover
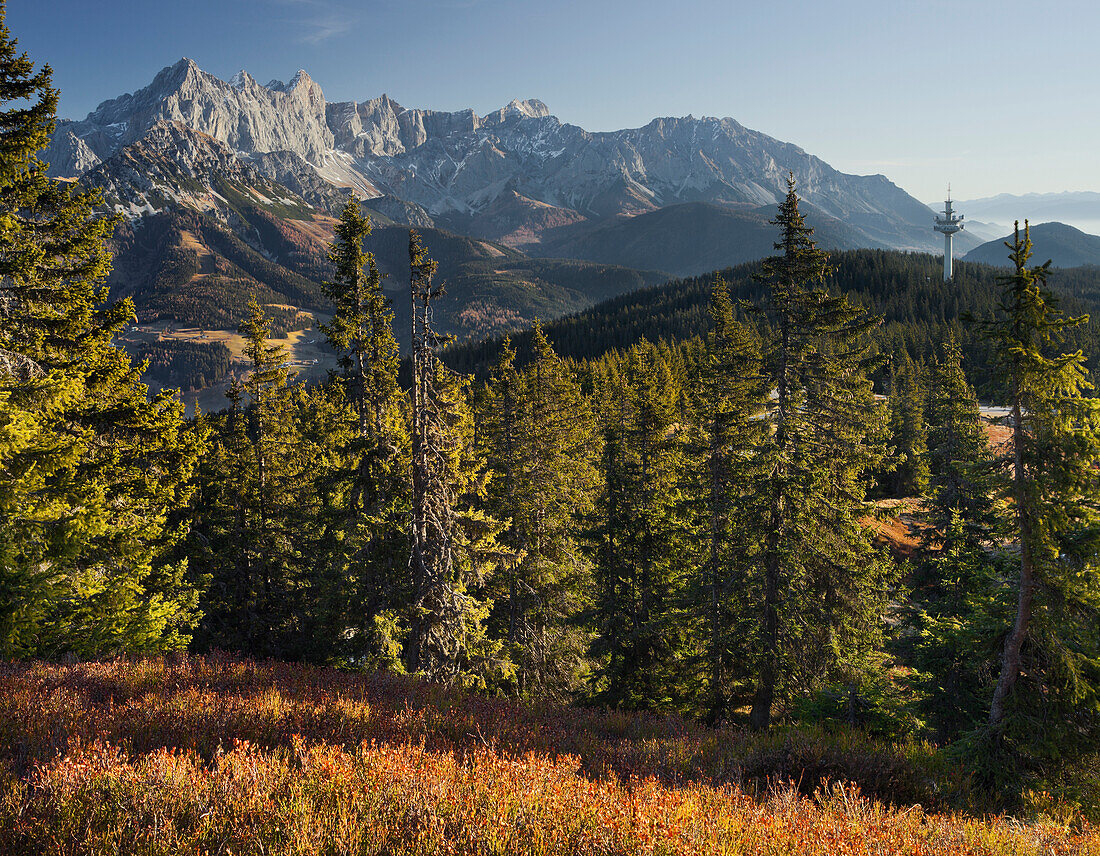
[[0, 656, 1094, 855]]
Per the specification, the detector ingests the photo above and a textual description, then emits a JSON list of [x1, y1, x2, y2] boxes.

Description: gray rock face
[[365, 195, 436, 228], [249, 149, 351, 213], [43, 59, 970, 254], [50, 58, 333, 172], [82, 120, 317, 219], [43, 121, 102, 176]]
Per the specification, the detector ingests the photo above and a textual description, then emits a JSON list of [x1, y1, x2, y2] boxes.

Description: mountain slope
[[68, 114, 666, 406], [526, 201, 872, 277], [75, 118, 666, 343], [46, 59, 975, 259], [962, 222, 1100, 268], [363, 225, 668, 343]]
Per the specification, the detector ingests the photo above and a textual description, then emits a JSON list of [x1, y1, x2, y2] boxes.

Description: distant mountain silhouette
[[527, 201, 870, 278], [962, 222, 1100, 268]]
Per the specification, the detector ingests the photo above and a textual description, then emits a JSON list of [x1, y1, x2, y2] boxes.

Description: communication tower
[[933, 186, 964, 281]]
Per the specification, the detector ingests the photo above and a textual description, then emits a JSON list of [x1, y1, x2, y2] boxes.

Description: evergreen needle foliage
[[0, 8, 204, 657], [979, 222, 1100, 754], [743, 176, 896, 730], [3, 6, 1100, 815], [479, 325, 600, 699], [317, 199, 408, 666], [407, 229, 511, 685]]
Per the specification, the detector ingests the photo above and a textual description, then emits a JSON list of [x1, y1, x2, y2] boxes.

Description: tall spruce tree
[[407, 229, 510, 684], [191, 299, 311, 656], [745, 176, 895, 729], [321, 199, 400, 442], [904, 335, 1003, 740], [690, 278, 769, 718], [980, 222, 1100, 741], [884, 352, 930, 498], [316, 199, 409, 666], [925, 335, 994, 550], [0, 10, 205, 657], [591, 341, 693, 710], [480, 325, 599, 698], [907, 509, 1006, 742]]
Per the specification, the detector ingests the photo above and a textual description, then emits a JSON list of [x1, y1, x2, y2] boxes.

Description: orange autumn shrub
[[0, 656, 947, 802], [0, 656, 1094, 855]]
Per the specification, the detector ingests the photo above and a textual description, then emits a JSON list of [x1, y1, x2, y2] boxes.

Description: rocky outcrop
[[51, 59, 333, 171], [365, 195, 436, 228], [42, 121, 101, 176], [250, 149, 350, 214], [81, 121, 319, 221]]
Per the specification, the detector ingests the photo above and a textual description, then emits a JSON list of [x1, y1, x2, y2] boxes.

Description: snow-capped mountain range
[[46, 57, 968, 255]]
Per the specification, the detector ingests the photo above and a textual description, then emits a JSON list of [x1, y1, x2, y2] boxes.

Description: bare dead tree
[[406, 229, 476, 681]]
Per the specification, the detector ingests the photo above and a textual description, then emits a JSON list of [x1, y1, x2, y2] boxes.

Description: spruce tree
[[689, 278, 769, 717], [980, 222, 1100, 741], [0, 10, 205, 657], [884, 352, 930, 498], [924, 335, 994, 550], [591, 341, 692, 710], [407, 229, 510, 684], [239, 298, 300, 651], [316, 199, 408, 665], [745, 176, 895, 729], [904, 336, 1002, 740], [191, 299, 310, 656], [321, 199, 400, 441], [907, 510, 1005, 741], [480, 325, 599, 698]]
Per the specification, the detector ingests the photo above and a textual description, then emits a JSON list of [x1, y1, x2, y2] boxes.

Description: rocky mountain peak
[[166, 56, 202, 81], [284, 69, 324, 105], [484, 98, 551, 125], [288, 69, 312, 88], [506, 98, 549, 118], [55, 60, 335, 170], [149, 57, 211, 98], [229, 69, 257, 90]]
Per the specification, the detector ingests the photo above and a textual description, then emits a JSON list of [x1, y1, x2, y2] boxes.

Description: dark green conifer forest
[[3, 9, 1100, 816]]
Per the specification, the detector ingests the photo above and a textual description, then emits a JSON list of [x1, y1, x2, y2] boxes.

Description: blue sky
[[8, 0, 1097, 202]]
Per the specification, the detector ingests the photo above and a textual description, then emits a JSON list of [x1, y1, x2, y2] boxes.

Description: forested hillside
[[525, 199, 872, 276], [445, 249, 1100, 397], [3, 10, 1100, 850], [109, 209, 668, 341]]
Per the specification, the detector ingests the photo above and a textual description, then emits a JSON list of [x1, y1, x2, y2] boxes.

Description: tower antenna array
[[933, 187, 964, 282]]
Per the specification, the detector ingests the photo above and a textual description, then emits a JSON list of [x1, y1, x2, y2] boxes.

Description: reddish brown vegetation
[[0, 657, 1094, 854]]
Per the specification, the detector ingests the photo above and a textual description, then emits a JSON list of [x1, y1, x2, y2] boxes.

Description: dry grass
[[281, 213, 338, 247], [0, 657, 1093, 855], [982, 419, 1014, 456], [869, 498, 928, 557]]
